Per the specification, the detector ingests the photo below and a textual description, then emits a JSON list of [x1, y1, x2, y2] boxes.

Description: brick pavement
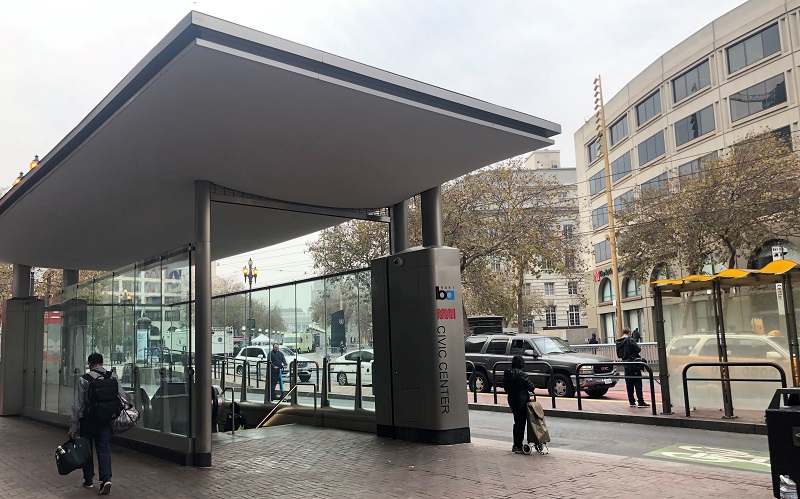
[[0, 416, 771, 498]]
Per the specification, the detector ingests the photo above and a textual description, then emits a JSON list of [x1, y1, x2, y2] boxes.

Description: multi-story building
[[519, 151, 587, 343], [574, 0, 800, 342]]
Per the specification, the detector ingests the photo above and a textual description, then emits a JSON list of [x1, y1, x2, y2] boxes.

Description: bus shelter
[[652, 259, 800, 418]]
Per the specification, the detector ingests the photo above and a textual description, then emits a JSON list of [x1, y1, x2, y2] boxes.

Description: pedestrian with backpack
[[68, 353, 129, 495]]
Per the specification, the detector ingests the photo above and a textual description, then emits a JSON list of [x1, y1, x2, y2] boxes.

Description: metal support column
[[389, 200, 409, 254], [63, 270, 79, 289], [194, 180, 213, 467], [782, 275, 800, 387], [652, 287, 673, 414], [12, 264, 31, 297], [712, 279, 735, 418], [420, 186, 443, 247]]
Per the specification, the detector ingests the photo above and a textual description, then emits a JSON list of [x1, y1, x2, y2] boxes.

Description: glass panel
[[59, 283, 84, 416], [744, 32, 764, 67], [762, 24, 781, 58], [295, 280, 321, 407]]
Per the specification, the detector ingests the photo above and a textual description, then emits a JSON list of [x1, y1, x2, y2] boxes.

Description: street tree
[[616, 130, 800, 284], [307, 157, 582, 332]]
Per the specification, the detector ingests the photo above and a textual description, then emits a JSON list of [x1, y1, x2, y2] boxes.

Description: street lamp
[[29, 155, 39, 170], [242, 258, 258, 346]]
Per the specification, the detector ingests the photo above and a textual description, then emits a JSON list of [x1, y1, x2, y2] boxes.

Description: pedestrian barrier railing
[[257, 382, 318, 429], [466, 361, 477, 403], [575, 362, 657, 415], [327, 360, 368, 410], [573, 342, 659, 367], [490, 361, 556, 409], [681, 361, 787, 418]]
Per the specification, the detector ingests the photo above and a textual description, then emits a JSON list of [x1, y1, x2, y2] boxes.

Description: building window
[[636, 90, 662, 126], [568, 305, 581, 326], [678, 152, 718, 179], [563, 224, 574, 239], [524, 282, 531, 295], [672, 60, 711, 103], [545, 306, 557, 327], [492, 256, 501, 272], [544, 282, 555, 296], [727, 23, 780, 74], [602, 312, 617, 342], [594, 239, 611, 264], [589, 170, 606, 195], [609, 115, 629, 146], [565, 255, 575, 270], [641, 173, 669, 199], [637, 130, 665, 166], [675, 105, 715, 146], [625, 278, 641, 297], [558, 191, 568, 201], [568, 281, 578, 295], [613, 190, 634, 213], [587, 138, 601, 163], [730, 74, 787, 122], [600, 277, 615, 302], [610, 152, 632, 182], [592, 204, 609, 229]]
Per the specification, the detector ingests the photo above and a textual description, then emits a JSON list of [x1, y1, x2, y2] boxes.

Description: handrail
[[327, 360, 370, 410], [465, 361, 477, 403], [576, 362, 656, 415], [681, 361, 787, 418], [257, 382, 318, 428], [491, 360, 556, 409]]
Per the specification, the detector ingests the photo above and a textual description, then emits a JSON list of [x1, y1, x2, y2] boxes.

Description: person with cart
[[503, 355, 536, 454]]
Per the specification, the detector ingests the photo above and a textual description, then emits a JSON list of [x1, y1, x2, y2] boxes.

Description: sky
[[1, 0, 747, 284]]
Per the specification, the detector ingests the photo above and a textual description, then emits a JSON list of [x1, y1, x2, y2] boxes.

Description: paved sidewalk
[[0, 416, 771, 498]]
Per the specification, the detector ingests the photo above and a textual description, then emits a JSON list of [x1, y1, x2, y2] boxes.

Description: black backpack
[[82, 370, 122, 422]]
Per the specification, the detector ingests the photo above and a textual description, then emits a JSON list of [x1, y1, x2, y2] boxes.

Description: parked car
[[464, 333, 618, 398], [331, 349, 374, 386], [234, 346, 312, 382]]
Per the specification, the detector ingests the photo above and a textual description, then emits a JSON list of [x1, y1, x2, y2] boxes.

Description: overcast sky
[[1, 0, 746, 283]]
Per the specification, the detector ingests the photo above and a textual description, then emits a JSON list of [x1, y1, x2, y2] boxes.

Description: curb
[[468, 403, 767, 435]]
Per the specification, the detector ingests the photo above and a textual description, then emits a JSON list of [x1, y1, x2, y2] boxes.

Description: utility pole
[[594, 75, 624, 338]]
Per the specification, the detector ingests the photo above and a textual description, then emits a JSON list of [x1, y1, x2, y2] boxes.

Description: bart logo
[[435, 286, 455, 301]]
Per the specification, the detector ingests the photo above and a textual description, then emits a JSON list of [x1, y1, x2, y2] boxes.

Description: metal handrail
[[466, 361, 477, 403], [576, 362, 656, 415], [491, 361, 556, 409], [257, 382, 318, 428], [327, 360, 370, 410], [681, 361, 787, 417]]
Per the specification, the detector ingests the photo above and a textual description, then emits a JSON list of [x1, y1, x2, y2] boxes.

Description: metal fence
[[572, 342, 659, 369]]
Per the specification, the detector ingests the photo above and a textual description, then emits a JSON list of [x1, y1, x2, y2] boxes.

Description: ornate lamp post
[[242, 258, 258, 345]]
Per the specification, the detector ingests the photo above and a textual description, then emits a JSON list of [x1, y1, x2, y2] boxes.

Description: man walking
[[268, 344, 287, 401], [616, 328, 649, 408], [69, 353, 129, 495]]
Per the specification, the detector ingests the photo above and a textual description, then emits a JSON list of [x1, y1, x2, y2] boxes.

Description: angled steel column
[[420, 186, 443, 247], [194, 180, 212, 467], [389, 200, 409, 254], [652, 286, 673, 414], [12, 264, 31, 297]]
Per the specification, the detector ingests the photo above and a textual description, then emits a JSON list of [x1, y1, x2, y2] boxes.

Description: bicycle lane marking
[[645, 444, 770, 473]]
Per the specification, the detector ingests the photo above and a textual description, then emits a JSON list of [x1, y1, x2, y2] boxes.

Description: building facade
[[574, 0, 800, 342], [520, 151, 587, 343]]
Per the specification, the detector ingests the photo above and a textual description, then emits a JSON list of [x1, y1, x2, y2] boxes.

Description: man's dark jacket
[[503, 368, 536, 409]]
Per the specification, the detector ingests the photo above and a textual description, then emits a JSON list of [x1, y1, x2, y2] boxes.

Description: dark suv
[[464, 333, 618, 398]]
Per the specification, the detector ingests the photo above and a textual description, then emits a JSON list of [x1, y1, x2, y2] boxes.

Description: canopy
[[251, 334, 271, 345], [0, 12, 559, 270], [651, 259, 800, 292]]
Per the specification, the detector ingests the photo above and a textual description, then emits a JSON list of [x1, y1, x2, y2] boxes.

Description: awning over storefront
[[0, 11, 559, 271]]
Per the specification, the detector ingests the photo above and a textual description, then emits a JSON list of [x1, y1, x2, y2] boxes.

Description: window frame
[[609, 114, 629, 146], [726, 23, 781, 74], [568, 305, 581, 326], [672, 60, 711, 103], [544, 282, 555, 296], [637, 130, 666, 166], [636, 90, 662, 127], [729, 73, 787, 122], [674, 104, 716, 146], [589, 170, 606, 196], [545, 306, 557, 327], [610, 151, 632, 182], [592, 204, 609, 229]]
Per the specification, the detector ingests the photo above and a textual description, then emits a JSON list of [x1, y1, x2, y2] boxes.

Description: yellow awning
[[650, 259, 799, 291]]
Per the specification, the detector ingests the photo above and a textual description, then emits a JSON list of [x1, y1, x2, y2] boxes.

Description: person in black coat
[[503, 355, 536, 454], [616, 328, 649, 407]]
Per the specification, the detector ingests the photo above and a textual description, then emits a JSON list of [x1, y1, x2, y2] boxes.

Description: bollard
[[322, 358, 330, 407], [240, 361, 248, 403], [291, 361, 298, 405], [355, 359, 363, 410]]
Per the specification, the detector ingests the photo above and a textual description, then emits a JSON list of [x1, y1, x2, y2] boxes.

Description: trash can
[[765, 388, 800, 498]]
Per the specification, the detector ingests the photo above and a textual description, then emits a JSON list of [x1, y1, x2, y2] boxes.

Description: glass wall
[[39, 253, 374, 437], [663, 284, 794, 412]]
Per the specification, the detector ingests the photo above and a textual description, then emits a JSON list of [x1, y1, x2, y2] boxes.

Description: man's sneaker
[[82, 482, 93, 489], [511, 446, 524, 454], [629, 403, 637, 407], [98, 481, 112, 495], [637, 402, 650, 408]]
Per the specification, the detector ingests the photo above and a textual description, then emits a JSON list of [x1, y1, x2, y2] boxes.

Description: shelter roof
[[651, 259, 800, 292], [0, 12, 559, 270]]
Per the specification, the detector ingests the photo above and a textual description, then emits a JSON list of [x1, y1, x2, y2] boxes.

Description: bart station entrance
[[0, 12, 559, 466]]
